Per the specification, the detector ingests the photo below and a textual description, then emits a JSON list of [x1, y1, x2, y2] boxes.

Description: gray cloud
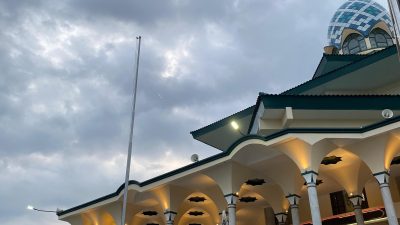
[[0, 0, 389, 224]]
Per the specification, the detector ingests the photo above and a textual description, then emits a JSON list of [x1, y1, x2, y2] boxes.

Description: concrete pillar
[[225, 193, 238, 225], [348, 195, 365, 225], [220, 210, 228, 225], [164, 210, 177, 225], [286, 194, 301, 225], [275, 212, 288, 225], [374, 171, 399, 225], [302, 171, 322, 225]]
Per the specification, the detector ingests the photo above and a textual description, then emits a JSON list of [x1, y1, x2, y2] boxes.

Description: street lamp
[[27, 205, 63, 213]]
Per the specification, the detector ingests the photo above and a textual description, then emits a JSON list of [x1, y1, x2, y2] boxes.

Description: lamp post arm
[[33, 208, 57, 213]]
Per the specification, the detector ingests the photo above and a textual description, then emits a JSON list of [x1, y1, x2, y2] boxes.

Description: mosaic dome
[[327, 0, 393, 48]]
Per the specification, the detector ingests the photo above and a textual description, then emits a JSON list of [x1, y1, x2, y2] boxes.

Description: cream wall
[[365, 180, 384, 208]]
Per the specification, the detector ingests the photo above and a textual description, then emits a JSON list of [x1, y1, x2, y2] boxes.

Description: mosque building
[[57, 0, 400, 225]]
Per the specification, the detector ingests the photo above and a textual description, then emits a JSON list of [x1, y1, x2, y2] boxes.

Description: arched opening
[[369, 28, 393, 49], [387, 154, 400, 212], [100, 212, 117, 225], [177, 207, 214, 225], [229, 140, 306, 224], [128, 191, 164, 225], [237, 184, 274, 225], [312, 148, 387, 224], [175, 192, 220, 225], [342, 33, 367, 54], [130, 210, 164, 225]]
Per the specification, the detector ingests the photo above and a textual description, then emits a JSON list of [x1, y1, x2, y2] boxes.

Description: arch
[[130, 210, 164, 225], [82, 214, 94, 225], [369, 28, 393, 49], [239, 182, 287, 214], [317, 148, 373, 195], [100, 212, 116, 225], [177, 206, 214, 225], [370, 21, 394, 39], [340, 29, 363, 47], [341, 33, 367, 54], [81, 211, 99, 225], [171, 173, 227, 211], [175, 192, 220, 225], [344, 133, 400, 173], [229, 138, 311, 172], [384, 134, 400, 170], [229, 139, 306, 195]]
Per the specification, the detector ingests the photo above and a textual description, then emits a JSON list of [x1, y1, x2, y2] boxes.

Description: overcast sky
[[0, 0, 389, 224]]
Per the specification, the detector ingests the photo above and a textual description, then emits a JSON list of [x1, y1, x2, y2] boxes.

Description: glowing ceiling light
[[231, 121, 239, 130]]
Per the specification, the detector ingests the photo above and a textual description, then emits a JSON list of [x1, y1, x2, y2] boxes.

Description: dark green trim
[[247, 92, 264, 134], [301, 170, 318, 176], [59, 114, 400, 217], [282, 45, 397, 95], [247, 94, 400, 134], [260, 94, 400, 110], [372, 171, 390, 176], [190, 106, 255, 138], [285, 194, 301, 198]]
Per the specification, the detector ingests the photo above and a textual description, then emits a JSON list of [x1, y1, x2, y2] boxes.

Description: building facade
[[58, 1, 400, 225]]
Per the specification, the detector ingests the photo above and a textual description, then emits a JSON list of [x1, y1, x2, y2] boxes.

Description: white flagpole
[[121, 36, 141, 225]]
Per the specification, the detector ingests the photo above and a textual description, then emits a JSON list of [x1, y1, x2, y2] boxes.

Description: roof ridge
[[260, 93, 400, 97]]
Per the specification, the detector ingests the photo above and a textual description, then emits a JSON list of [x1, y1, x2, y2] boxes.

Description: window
[[369, 28, 393, 48], [330, 189, 369, 215], [342, 33, 367, 54], [330, 191, 348, 215]]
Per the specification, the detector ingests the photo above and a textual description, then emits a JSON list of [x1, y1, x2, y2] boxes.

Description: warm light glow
[[231, 121, 239, 130], [27, 205, 34, 210]]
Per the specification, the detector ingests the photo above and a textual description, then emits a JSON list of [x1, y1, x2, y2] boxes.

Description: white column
[[225, 193, 238, 225], [275, 212, 288, 225], [286, 194, 301, 225], [164, 210, 177, 225], [374, 172, 399, 225], [302, 171, 322, 225], [349, 195, 365, 225], [220, 210, 228, 225]]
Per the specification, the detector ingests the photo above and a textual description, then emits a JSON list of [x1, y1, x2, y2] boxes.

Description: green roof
[[190, 106, 255, 151], [282, 45, 397, 95], [313, 54, 367, 79]]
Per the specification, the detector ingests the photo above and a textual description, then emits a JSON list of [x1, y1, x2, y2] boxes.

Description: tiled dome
[[327, 0, 393, 48]]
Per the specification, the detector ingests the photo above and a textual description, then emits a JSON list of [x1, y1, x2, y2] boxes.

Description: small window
[[330, 191, 348, 215], [342, 33, 367, 54], [369, 28, 393, 48], [330, 189, 369, 215]]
